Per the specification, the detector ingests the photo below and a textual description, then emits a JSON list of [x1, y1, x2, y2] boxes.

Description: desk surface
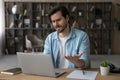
[[0, 68, 120, 80]]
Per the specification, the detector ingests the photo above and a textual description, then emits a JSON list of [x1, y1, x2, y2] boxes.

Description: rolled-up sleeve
[[43, 35, 51, 55], [79, 32, 90, 68]]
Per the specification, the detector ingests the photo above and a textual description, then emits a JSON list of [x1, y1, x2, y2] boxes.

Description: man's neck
[[59, 26, 70, 38]]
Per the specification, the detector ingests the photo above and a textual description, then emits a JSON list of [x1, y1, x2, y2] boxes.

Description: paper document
[[66, 70, 98, 80]]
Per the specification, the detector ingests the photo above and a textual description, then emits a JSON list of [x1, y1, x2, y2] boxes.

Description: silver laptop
[[17, 52, 65, 77]]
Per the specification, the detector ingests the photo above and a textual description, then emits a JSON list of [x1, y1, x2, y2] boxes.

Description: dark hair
[[48, 6, 69, 22]]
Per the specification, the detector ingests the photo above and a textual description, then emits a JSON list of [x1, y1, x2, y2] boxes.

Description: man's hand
[[24, 50, 35, 54], [65, 51, 85, 68]]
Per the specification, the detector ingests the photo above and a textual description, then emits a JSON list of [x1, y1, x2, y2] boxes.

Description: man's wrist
[[75, 59, 85, 68]]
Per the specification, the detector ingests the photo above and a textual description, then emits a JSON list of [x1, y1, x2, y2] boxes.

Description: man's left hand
[[65, 52, 83, 64]]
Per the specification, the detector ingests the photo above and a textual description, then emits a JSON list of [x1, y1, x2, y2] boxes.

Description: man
[[43, 6, 90, 68]]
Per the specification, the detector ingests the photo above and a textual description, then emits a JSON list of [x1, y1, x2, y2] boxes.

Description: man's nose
[[54, 21, 59, 26]]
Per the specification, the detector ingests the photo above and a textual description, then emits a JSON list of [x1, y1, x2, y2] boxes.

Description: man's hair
[[48, 6, 69, 22]]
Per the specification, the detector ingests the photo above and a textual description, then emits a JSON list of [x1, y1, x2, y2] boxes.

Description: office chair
[[25, 34, 44, 52]]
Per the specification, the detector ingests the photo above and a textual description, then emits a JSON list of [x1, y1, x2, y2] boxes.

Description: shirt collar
[[53, 27, 76, 40]]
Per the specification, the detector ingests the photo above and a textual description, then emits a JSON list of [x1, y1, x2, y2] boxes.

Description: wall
[[0, 0, 5, 56], [113, 30, 120, 54], [112, 3, 120, 54], [2, 0, 117, 3]]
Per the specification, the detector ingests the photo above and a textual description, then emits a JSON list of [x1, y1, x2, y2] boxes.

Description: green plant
[[101, 60, 108, 67]]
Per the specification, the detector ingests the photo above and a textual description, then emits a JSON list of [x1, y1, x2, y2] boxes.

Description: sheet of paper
[[66, 70, 98, 80]]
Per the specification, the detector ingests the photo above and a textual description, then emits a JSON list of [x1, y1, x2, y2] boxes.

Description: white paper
[[66, 70, 98, 80]]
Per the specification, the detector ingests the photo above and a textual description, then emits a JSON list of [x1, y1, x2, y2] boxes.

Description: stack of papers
[[66, 70, 98, 80]]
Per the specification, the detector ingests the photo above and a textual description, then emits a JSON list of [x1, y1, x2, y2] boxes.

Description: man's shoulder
[[72, 28, 86, 34], [47, 31, 57, 38]]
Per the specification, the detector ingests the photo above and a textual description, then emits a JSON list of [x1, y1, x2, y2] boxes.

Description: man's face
[[50, 11, 69, 33]]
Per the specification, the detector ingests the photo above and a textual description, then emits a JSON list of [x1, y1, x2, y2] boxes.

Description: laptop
[[17, 52, 65, 77]]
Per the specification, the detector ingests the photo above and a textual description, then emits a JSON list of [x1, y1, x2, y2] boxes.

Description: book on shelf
[[18, 22, 22, 28], [90, 5, 94, 12], [90, 22, 94, 29], [5, 48, 8, 55], [71, 6, 77, 12], [23, 9, 27, 16], [9, 22, 14, 28], [94, 49, 98, 55]]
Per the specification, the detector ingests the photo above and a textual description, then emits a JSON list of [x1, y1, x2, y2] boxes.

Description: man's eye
[[57, 19, 61, 21], [52, 21, 55, 23]]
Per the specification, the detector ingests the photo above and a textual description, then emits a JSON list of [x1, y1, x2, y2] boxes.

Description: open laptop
[[17, 52, 65, 77]]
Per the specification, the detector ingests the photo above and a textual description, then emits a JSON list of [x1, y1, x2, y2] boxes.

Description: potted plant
[[100, 60, 109, 76]]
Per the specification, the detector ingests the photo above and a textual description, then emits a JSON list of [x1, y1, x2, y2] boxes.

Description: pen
[[82, 70, 85, 75]]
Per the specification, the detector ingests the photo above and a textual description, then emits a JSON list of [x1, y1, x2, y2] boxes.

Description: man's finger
[[78, 51, 84, 56]]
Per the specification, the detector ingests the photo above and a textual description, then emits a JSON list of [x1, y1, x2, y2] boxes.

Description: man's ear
[[66, 15, 69, 23]]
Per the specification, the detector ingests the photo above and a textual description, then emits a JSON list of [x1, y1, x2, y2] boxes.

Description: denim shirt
[[43, 28, 90, 68]]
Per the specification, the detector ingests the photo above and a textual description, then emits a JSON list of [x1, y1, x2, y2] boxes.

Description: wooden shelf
[[4, 2, 113, 55]]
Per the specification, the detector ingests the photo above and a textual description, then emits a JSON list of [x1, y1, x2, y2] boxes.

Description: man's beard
[[58, 26, 67, 33], [57, 24, 68, 33]]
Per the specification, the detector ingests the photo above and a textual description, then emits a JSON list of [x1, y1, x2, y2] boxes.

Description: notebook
[[1, 67, 22, 75], [17, 52, 65, 77]]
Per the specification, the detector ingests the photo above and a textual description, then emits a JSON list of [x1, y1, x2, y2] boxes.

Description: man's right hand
[[24, 50, 33, 53]]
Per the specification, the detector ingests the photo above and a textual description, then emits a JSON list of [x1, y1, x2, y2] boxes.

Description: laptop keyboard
[[55, 72, 60, 75], [55, 70, 65, 76]]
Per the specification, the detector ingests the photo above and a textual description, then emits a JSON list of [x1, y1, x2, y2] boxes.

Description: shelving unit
[[88, 2, 113, 55], [4, 2, 113, 55]]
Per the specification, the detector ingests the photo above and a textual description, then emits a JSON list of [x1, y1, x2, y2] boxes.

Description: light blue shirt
[[43, 28, 90, 68]]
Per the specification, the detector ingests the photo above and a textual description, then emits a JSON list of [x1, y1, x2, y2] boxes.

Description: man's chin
[[57, 30, 63, 33], [57, 29, 65, 33], [56, 29, 62, 33], [57, 31, 61, 33]]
